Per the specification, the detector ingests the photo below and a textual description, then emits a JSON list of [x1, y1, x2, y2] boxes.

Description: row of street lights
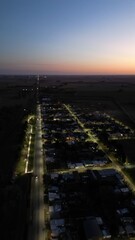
[[25, 124, 33, 173]]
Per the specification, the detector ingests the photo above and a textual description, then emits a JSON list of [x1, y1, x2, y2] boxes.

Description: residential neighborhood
[[40, 96, 135, 239]]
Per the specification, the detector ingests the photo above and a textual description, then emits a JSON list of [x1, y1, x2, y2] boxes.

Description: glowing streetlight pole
[[25, 125, 33, 173]]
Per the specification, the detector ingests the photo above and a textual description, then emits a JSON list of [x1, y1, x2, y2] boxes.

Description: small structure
[[83, 217, 103, 240]]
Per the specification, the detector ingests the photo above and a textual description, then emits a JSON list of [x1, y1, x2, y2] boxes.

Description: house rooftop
[[83, 217, 102, 240]]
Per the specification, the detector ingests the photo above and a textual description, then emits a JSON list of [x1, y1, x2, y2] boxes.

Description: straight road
[[28, 104, 45, 240]]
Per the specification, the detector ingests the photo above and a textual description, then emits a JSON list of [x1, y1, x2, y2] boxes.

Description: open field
[[0, 75, 36, 107]]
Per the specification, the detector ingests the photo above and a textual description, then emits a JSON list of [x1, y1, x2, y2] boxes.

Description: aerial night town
[[1, 1, 135, 240]]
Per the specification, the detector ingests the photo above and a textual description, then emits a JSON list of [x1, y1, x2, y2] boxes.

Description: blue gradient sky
[[1, 0, 135, 74]]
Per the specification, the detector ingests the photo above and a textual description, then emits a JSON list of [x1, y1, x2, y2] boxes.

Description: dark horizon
[[1, 74, 135, 83]]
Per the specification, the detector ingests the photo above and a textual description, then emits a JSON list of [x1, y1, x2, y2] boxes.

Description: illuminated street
[[64, 103, 135, 195], [28, 105, 45, 240]]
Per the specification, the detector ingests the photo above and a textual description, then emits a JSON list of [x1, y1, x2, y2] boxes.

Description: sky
[[1, 0, 135, 75]]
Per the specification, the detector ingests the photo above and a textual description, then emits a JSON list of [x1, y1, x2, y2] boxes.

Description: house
[[50, 219, 65, 239], [125, 223, 135, 236], [83, 217, 103, 240], [83, 217, 111, 240]]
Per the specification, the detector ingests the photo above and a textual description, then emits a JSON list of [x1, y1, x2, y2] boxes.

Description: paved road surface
[[28, 104, 45, 240]]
